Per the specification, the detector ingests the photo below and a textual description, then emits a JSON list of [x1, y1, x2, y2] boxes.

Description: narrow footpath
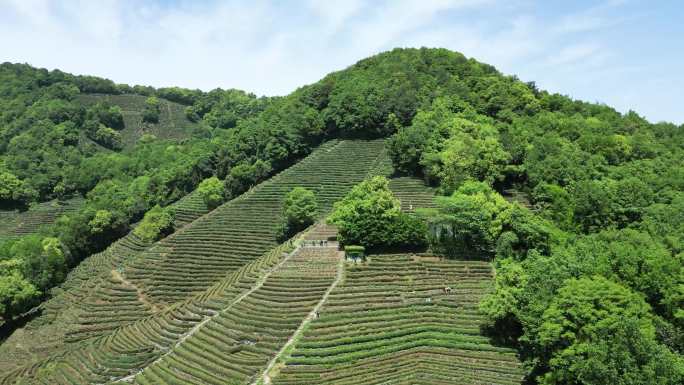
[[110, 243, 302, 384], [254, 246, 345, 385]]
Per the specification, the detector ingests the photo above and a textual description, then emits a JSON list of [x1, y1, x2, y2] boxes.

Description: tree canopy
[[277, 187, 318, 240], [197, 177, 225, 209], [328, 176, 426, 249], [283, 187, 318, 230]]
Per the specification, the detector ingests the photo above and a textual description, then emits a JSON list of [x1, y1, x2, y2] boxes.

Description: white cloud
[[308, 0, 364, 36], [545, 43, 602, 67]]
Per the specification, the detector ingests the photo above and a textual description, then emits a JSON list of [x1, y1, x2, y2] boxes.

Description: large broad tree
[[536, 276, 683, 385], [283, 187, 318, 231], [277, 187, 318, 240], [328, 176, 425, 249], [424, 181, 512, 258]]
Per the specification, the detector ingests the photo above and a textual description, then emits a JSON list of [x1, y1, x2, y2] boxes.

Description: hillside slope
[[0, 190, 212, 373], [0, 142, 521, 385], [0, 92, 200, 241], [76, 94, 200, 148], [271, 253, 522, 385], [3, 47, 680, 385], [0, 197, 83, 242], [0, 139, 393, 382]]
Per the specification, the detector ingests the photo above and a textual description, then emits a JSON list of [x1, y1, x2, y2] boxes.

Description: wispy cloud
[[545, 43, 602, 66]]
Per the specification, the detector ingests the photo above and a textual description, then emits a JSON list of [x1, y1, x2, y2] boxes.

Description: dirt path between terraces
[[109, 244, 301, 384], [111, 270, 160, 313], [254, 249, 345, 385]]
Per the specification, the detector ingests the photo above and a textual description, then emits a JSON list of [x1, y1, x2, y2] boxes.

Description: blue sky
[[1, 0, 682, 123]]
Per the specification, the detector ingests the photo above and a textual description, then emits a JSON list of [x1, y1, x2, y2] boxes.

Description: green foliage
[[386, 117, 431, 174], [197, 177, 225, 209], [0, 170, 36, 207], [532, 183, 575, 230], [223, 160, 271, 198], [185, 88, 268, 128], [133, 205, 175, 242], [640, 194, 684, 255], [319, 47, 513, 138], [16, 236, 67, 292], [556, 317, 684, 385], [278, 187, 318, 240], [0, 235, 69, 319], [86, 102, 124, 130], [142, 96, 160, 123], [537, 277, 683, 385], [424, 181, 513, 258], [0, 268, 39, 320], [387, 213, 428, 248], [557, 229, 683, 324], [438, 130, 510, 191], [328, 176, 426, 249], [481, 227, 684, 382], [92, 124, 123, 150], [387, 96, 510, 191], [156, 86, 202, 105]]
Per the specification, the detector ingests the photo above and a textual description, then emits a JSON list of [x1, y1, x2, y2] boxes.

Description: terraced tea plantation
[[76, 94, 200, 147], [271, 254, 523, 385], [0, 140, 522, 385], [0, 139, 391, 381], [0, 197, 84, 241], [134, 243, 342, 385], [389, 177, 437, 213], [0, 190, 212, 374], [120, 139, 386, 307]]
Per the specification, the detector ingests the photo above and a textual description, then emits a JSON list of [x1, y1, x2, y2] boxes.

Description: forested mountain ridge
[[1, 48, 683, 384]]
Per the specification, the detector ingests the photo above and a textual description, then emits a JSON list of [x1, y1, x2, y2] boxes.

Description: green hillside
[[273, 254, 522, 385], [1, 47, 683, 385], [0, 197, 83, 242], [0, 189, 212, 372], [0, 91, 199, 243], [0, 139, 389, 377], [75, 93, 200, 148]]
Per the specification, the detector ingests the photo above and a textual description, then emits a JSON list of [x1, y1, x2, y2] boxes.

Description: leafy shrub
[[284, 187, 317, 228], [423, 181, 512, 258], [0, 269, 39, 321], [197, 177, 225, 209], [142, 96, 161, 123], [133, 205, 175, 242], [223, 160, 271, 198], [92, 124, 123, 150], [0, 171, 37, 208], [278, 187, 318, 241], [87, 102, 124, 130]]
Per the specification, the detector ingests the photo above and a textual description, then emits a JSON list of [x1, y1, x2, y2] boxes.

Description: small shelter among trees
[[344, 245, 365, 263]]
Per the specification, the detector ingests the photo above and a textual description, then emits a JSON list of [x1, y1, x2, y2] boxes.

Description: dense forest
[[1, 48, 682, 384]]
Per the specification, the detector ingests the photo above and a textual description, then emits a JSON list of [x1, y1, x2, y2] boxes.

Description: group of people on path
[[304, 239, 329, 247]]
